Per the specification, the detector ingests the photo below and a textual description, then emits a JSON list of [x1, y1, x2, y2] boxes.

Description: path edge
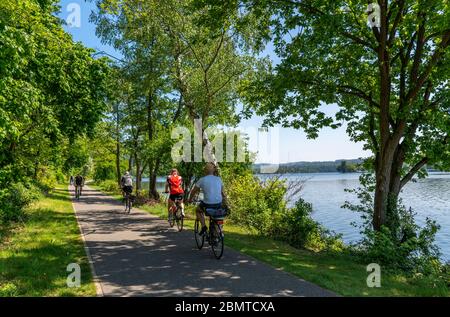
[[69, 185, 104, 297]]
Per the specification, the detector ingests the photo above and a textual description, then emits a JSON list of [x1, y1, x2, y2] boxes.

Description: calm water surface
[[260, 172, 450, 262]]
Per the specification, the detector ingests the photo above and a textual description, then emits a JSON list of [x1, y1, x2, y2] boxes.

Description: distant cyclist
[[74, 174, 84, 197], [120, 171, 133, 195], [189, 163, 227, 236], [165, 168, 185, 221], [120, 171, 133, 212]]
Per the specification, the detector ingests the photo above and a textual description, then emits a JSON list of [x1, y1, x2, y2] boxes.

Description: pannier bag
[[205, 207, 228, 220]]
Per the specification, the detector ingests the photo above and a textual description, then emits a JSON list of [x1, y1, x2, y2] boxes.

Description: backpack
[[123, 176, 132, 187]]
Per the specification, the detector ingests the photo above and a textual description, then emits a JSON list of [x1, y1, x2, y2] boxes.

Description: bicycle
[[168, 197, 184, 231], [123, 190, 133, 214], [75, 185, 82, 199], [193, 201, 227, 259]]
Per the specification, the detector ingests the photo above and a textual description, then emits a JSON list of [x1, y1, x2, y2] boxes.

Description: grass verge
[[90, 184, 450, 297], [0, 184, 96, 296]]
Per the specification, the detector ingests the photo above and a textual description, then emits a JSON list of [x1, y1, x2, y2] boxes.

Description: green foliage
[[0, 182, 41, 223], [225, 172, 285, 233], [346, 173, 445, 279], [271, 199, 344, 252], [336, 160, 359, 173], [0, 283, 19, 296], [198, 1, 450, 266], [97, 180, 121, 194], [35, 166, 58, 193], [0, 0, 111, 210], [93, 162, 117, 182]]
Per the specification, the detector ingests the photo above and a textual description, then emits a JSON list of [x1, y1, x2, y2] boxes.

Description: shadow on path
[[71, 185, 336, 297]]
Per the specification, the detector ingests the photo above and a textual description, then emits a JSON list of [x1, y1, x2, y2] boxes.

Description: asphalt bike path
[[70, 185, 336, 297]]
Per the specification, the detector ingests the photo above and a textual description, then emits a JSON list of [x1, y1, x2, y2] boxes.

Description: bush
[[345, 174, 446, 276], [98, 179, 121, 194], [0, 182, 41, 223], [55, 169, 66, 184], [271, 199, 344, 252], [357, 217, 443, 274], [225, 173, 286, 234], [36, 167, 57, 193], [93, 163, 116, 182], [0, 283, 19, 296]]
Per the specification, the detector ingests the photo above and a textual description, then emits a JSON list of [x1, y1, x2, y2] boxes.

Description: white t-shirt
[[196, 175, 223, 204]]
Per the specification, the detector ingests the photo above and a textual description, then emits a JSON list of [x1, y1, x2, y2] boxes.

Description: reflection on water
[[146, 173, 450, 262]]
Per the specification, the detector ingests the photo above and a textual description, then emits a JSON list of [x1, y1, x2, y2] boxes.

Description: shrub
[[36, 167, 57, 193], [271, 198, 344, 252], [55, 169, 66, 184], [0, 182, 41, 223], [225, 173, 342, 251], [357, 217, 443, 274], [345, 173, 446, 276], [98, 179, 121, 194], [93, 163, 116, 182], [0, 283, 19, 296], [225, 173, 286, 234]]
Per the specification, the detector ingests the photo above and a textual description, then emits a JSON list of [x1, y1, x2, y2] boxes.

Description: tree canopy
[[0, 0, 110, 185], [196, 0, 450, 231]]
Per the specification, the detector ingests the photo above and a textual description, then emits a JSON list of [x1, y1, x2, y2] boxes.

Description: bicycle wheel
[[194, 219, 204, 250], [168, 208, 175, 227], [211, 221, 224, 259], [127, 197, 132, 214]]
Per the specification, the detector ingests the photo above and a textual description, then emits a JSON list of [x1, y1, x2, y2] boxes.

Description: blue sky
[[58, 0, 369, 163]]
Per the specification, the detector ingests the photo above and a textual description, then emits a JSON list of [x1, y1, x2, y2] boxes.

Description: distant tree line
[[253, 159, 364, 174]]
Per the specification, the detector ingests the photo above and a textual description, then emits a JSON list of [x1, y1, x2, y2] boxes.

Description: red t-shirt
[[167, 175, 184, 195]]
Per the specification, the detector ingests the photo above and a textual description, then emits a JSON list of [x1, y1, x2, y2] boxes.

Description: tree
[[0, 0, 110, 185], [200, 0, 450, 231], [91, 0, 256, 196]]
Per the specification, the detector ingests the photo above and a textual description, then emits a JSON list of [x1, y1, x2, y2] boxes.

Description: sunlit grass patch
[[0, 185, 96, 297]]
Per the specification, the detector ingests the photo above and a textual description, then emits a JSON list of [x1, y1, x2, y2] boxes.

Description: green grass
[[90, 185, 450, 297], [0, 184, 96, 296]]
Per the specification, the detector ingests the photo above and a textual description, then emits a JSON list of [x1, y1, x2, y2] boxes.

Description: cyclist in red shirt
[[165, 168, 185, 221]]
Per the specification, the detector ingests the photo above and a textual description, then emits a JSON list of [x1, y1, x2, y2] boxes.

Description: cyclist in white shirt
[[120, 171, 133, 195], [189, 163, 227, 236]]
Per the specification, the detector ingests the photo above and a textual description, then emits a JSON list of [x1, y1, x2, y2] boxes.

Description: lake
[[145, 172, 450, 262]]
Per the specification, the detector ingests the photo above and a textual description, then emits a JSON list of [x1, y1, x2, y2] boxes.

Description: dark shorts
[[123, 186, 133, 194], [169, 194, 184, 201], [199, 201, 222, 210]]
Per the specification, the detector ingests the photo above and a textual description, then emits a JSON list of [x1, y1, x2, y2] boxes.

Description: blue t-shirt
[[196, 175, 223, 204]]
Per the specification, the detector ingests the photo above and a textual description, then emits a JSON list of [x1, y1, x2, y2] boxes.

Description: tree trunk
[[373, 137, 407, 231], [149, 157, 160, 200], [135, 154, 140, 195], [116, 141, 121, 186], [128, 155, 132, 173], [373, 0, 392, 231], [373, 139, 397, 231], [115, 103, 121, 186], [147, 91, 153, 141]]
